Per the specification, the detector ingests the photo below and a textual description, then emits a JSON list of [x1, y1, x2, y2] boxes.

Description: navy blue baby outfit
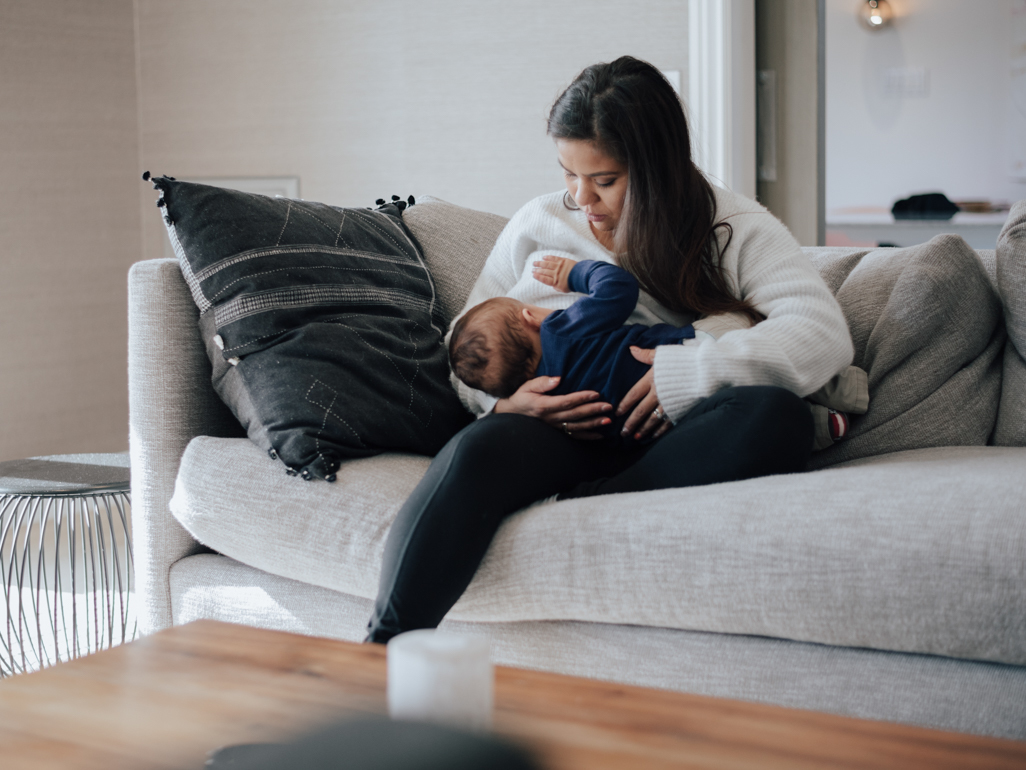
[[536, 261, 694, 441]]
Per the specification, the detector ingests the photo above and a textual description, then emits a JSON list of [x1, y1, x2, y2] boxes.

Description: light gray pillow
[[993, 201, 1026, 446], [808, 234, 1004, 469]]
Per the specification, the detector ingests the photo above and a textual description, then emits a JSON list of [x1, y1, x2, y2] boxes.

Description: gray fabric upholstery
[[128, 259, 245, 635], [994, 203, 1026, 446], [170, 553, 1026, 740], [807, 236, 1005, 468], [171, 438, 1026, 666], [172, 438, 428, 601], [976, 248, 999, 293], [403, 196, 508, 324], [998, 202, 1026, 354], [995, 341, 1026, 446]]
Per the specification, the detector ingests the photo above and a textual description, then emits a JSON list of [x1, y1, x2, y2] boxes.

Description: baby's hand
[[532, 255, 576, 293]]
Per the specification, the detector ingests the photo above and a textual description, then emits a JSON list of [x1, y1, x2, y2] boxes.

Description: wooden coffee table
[[0, 620, 1023, 769]]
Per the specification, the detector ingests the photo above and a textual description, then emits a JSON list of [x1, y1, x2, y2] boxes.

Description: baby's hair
[[449, 298, 536, 399]]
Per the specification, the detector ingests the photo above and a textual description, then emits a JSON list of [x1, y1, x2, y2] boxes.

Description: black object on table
[[206, 717, 541, 770], [891, 192, 960, 220]]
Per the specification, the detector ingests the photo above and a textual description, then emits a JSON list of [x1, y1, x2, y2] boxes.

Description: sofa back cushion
[[993, 201, 1026, 446], [402, 196, 509, 325]]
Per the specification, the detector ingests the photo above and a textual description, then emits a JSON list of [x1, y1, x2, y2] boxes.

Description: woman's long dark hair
[[548, 56, 762, 324]]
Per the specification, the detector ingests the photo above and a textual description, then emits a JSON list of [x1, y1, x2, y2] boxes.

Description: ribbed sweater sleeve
[[652, 193, 854, 421]]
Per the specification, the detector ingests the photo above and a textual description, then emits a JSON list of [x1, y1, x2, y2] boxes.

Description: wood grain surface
[[0, 620, 1023, 769]]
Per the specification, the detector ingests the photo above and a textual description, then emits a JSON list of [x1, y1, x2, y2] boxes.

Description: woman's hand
[[494, 376, 612, 440], [617, 347, 673, 441]]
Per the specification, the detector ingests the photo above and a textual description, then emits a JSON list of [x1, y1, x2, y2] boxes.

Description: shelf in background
[[826, 211, 1008, 250]]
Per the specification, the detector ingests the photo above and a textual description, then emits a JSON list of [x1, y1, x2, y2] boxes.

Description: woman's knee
[[441, 413, 553, 473], [726, 386, 813, 469], [691, 385, 810, 459], [736, 384, 809, 418], [727, 385, 811, 432]]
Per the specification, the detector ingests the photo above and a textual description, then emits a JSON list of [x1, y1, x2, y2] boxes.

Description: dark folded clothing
[[891, 192, 959, 220]]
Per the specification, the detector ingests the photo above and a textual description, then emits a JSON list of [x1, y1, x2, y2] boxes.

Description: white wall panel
[[826, 0, 1026, 212]]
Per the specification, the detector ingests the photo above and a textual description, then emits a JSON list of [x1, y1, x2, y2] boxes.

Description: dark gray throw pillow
[[147, 175, 472, 481]]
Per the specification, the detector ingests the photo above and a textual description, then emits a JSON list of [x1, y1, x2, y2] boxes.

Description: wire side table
[[0, 453, 135, 676]]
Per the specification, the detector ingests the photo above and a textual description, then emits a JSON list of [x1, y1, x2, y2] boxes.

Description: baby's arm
[[537, 259, 640, 335], [531, 255, 577, 293]]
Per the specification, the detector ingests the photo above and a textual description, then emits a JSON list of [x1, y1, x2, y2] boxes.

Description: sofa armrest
[[128, 258, 243, 634]]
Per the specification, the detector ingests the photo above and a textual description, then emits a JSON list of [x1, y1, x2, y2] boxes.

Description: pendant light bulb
[[860, 0, 894, 30]]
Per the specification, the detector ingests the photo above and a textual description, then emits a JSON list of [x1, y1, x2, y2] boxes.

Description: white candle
[[387, 630, 493, 730]]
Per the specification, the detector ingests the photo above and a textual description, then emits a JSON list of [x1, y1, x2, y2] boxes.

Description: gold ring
[[653, 406, 665, 421], [562, 422, 570, 434]]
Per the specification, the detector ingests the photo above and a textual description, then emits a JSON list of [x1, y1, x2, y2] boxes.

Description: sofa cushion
[[805, 235, 1005, 469], [148, 177, 471, 479], [171, 437, 1026, 666]]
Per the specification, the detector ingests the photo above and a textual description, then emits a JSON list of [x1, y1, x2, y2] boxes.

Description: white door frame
[[688, 0, 756, 199]]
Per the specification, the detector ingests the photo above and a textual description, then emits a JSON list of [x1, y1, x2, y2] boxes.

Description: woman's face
[[556, 139, 628, 239]]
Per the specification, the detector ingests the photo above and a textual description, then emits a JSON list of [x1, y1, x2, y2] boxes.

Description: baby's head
[[449, 297, 540, 398]]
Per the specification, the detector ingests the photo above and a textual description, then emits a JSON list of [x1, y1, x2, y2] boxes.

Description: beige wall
[[0, 0, 141, 462], [0, 1, 688, 461], [136, 0, 690, 260]]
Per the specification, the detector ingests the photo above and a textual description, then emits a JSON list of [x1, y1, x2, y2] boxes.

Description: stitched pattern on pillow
[[148, 176, 471, 480]]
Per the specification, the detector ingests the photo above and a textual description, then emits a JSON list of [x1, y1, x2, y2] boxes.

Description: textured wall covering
[[0, 1, 142, 461], [0, 0, 687, 460], [134, 0, 689, 261]]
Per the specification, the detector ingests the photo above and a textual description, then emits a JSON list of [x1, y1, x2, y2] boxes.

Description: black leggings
[[367, 385, 813, 642]]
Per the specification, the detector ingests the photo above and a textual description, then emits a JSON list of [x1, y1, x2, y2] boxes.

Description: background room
[[3, 0, 1023, 461], [4, 3, 1026, 751]]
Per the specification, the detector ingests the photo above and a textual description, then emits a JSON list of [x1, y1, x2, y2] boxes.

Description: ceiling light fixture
[[860, 0, 894, 30]]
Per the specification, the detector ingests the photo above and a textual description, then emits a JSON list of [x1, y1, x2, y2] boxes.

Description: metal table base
[[0, 453, 135, 676]]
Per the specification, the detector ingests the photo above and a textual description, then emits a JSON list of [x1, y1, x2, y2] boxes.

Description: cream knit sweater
[[452, 187, 854, 422]]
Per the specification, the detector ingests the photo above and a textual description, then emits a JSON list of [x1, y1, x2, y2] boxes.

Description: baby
[[449, 256, 866, 447], [450, 256, 694, 441]]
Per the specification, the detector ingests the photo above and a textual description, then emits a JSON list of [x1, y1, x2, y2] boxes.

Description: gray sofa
[[128, 197, 1026, 740]]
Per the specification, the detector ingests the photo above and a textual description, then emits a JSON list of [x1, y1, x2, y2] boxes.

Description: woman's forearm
[[652, 261, 853, 420], [652, 311, 853, 421]]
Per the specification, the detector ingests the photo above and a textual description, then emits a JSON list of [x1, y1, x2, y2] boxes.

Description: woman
[[366, 56, 853, 642]]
